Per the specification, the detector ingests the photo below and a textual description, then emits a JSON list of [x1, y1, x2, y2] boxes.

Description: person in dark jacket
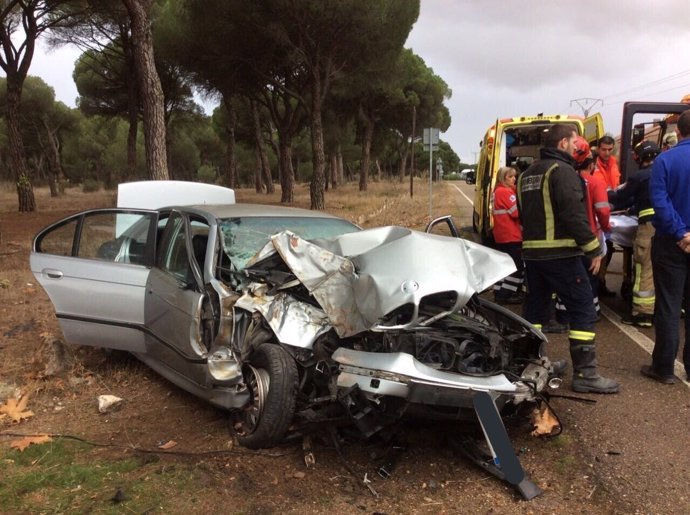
[[518, 124, 619, 394], [609, 140, 660, 327], [644, 110, 690, 384]]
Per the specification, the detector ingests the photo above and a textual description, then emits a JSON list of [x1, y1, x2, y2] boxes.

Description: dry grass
[[235, 178, 468, 230], [0, 178, 469, 230]]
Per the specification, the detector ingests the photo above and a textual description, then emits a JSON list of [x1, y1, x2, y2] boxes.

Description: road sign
[[423, 128, 440, 145]]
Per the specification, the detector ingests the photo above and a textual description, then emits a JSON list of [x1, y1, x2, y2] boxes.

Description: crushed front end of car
[[221, 227, 561, 498]]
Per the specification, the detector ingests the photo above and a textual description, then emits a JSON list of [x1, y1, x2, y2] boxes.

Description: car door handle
[[43, 268, 63, 279]]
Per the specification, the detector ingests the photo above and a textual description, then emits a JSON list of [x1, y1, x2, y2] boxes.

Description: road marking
[[451, 183, 474, 206], [600, 304, 689, 387]]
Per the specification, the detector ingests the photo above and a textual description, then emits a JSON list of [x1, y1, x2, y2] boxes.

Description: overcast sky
[[21, 0, 690, 164]]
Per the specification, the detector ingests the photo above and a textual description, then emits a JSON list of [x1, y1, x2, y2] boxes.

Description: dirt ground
[[1, 182, 688, 514]]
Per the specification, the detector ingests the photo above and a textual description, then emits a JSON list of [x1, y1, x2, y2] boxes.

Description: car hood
[[236, 226, 516, 344]]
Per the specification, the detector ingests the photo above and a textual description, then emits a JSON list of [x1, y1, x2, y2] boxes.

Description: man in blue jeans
[[645, 110, 690, 384]]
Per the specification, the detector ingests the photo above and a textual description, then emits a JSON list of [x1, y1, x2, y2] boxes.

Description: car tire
[[232, 343, 298, 449]]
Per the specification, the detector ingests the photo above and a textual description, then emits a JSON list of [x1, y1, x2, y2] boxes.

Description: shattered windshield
[[219, 216, 359, 270]]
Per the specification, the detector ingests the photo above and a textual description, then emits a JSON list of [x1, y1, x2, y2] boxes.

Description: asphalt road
[[454, 180, 690, 512]]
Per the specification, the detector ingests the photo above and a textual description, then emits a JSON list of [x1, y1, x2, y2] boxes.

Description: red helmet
[[571, 136, 592, 166]]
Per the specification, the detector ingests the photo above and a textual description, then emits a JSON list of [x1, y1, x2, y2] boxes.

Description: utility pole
[[570, 98, 603, 117]]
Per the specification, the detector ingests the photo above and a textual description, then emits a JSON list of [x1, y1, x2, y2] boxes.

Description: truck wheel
[[232, 344, 298, 449]]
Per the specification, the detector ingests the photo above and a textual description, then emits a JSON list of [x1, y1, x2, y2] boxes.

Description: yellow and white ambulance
[[472, 113, 603, 243]]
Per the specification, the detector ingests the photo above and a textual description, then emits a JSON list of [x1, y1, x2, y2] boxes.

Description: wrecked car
[[31, 182, 560, 497]]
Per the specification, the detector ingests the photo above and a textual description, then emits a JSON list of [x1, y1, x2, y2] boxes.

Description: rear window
[[219, 216, 359, 269]]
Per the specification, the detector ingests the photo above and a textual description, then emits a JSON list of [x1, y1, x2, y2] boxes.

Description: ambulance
[[472, 113, 603, 243]]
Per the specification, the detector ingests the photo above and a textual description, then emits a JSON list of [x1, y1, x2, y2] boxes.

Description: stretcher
[[607, 214, 636, 302]]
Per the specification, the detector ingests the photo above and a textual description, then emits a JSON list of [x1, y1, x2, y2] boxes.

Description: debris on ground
[[530, 403, 561, 437], [0, 390, 34, 423], [97, 395, 123, 413], [41, 336, 73, 378], [10, 434, 53, 451]]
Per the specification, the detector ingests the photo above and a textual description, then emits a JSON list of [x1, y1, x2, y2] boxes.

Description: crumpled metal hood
[[237, 226, 516, 343]]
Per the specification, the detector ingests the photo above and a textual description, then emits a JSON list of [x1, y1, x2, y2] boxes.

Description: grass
[[0, 438, 218, 514], [555, 454, 577, 474]]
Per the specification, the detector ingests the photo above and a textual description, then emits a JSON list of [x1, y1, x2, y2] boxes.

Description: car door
[[144, 210, 212, 385], [583, 112, 604, 144], [483, 119, 505, 240], [30, 209, 158, 352]]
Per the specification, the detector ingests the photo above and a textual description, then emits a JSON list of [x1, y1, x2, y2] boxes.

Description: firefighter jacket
[[517, 147, 601, 260], [609, 163, 654, 223], [492, 183, 522, 243]]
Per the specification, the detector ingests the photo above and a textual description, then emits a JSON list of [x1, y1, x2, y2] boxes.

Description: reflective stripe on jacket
[[582, 171, 611, 235], [517, 147, 601, 260], [608, 164, 654, 223]]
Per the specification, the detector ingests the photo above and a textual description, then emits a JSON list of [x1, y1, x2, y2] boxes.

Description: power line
[[602, 81, 690, 108], [602, 69, 690, 101]]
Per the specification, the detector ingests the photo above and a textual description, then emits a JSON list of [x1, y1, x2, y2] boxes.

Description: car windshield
[[219, 216, 359, 270]]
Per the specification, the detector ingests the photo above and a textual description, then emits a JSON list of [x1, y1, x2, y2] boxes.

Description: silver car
[[31, 182, 559, 495]]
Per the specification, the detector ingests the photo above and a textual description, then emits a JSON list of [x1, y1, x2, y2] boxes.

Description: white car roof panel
[[117, 180, 236, 209]]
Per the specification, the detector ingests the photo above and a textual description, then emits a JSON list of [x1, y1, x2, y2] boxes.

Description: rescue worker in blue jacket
[[518, 124, 620, 394], [644, 110, 690, 384], [609, 140, 660, 327]]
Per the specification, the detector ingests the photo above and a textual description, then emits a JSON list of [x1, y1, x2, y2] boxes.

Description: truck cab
[[472, 113, 603, 244], [618, 101, 690, 182]]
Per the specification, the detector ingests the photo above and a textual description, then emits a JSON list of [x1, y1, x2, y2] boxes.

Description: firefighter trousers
[[632, 222, 655, 316]]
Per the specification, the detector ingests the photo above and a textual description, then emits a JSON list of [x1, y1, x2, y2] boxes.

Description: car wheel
[[232, 343, 298, 449]]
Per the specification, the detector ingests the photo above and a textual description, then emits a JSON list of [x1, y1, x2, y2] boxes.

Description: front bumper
[[332, 348, 553, 407]]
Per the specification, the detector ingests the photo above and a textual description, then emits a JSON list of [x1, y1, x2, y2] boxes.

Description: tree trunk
[[6, 78, 35, 211], [309, 71, 326, 210], [42, 118, 65, 197], [324, 152, 332, 191], [399, 151, 408, 184], [409, 105, 416, 194], [269, 138, 281, 187], [359, 116, 374, 192], [253, 146, 263, 193], [330, 152, 337, 189], [250, 99, 272, 193], [123, 0, 169, 181], [337, 145, 344, 185], [123, 33, 138, 181], [279, 141, 294, 203], [224, 100, 237, 188]]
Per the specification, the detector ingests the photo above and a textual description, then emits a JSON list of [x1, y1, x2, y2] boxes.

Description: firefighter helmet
[[571, 136, 592, 167], [633, 140, 660, 163]]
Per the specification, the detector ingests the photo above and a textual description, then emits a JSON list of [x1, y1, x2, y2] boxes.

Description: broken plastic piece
[[97, 394, 123, 413]]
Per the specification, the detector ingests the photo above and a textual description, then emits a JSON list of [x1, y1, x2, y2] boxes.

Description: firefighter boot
[[569, 344, 619, 394]]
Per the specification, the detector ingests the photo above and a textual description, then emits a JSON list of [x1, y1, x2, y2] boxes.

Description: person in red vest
[[593, 134, 621, 296], [492, 166, 524, 304], [594, 134, 620, 190]]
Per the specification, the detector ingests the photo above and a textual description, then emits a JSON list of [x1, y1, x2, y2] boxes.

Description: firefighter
[[517, 124, 619, 394], [555, 137, 611, 322], [609, 140, 660, 327]]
